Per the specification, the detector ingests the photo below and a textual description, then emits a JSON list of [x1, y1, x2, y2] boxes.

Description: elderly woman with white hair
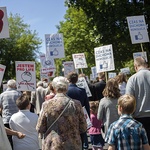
[[36, 76, 87, 150]]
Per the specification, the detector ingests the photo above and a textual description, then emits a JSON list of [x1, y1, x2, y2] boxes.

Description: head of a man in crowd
[[98, 72, 105, 81], [7, 79, 17, 89], [16, 94, 30, 110], [134, 56, 148, 72], [37, 81, 43, 87], [67, 72, 78, 84]]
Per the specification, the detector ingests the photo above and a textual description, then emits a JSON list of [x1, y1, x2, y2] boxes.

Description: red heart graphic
[[0, 10, 4, 33]]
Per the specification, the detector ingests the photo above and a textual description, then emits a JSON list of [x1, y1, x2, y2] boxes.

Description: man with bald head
[[126, 56, 150, 144]]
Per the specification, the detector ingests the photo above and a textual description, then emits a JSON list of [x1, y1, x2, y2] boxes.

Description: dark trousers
[[81, 132, 89, 150], [4, 123, 13, 150], [135, 117, 150, 144]]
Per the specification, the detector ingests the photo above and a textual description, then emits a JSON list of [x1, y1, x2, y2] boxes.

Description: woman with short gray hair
[[36, 76, 87, 150]]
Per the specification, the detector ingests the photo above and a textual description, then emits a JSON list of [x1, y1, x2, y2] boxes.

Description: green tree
[[0, 13, 42, 80], [65, 0, 150, 70], [57, 7, 101, 75]]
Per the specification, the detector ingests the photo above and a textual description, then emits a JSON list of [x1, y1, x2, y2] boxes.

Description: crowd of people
[[0, 56, 150, 150]]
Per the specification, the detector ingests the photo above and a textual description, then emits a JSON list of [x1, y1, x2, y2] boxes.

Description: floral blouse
[[36, 93, 87, 150]]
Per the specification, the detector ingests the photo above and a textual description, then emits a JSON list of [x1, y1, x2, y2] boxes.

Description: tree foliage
[[0, 13, 42, 80], [57, 7, 101, 75], [64, 0, 150, 73]]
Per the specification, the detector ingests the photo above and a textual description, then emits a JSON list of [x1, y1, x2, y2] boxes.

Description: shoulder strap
[[44, 98, 71, 138]]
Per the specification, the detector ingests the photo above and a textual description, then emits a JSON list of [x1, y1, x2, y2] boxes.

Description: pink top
[[88, 113, 102, 135]]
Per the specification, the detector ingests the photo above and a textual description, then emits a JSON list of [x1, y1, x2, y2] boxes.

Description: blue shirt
[[105, 114, 149, 150], [0, 88, 22, 124]]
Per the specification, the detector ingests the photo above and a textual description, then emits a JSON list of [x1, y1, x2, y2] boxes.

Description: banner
[[63, 61, 75, 77], [0, 64, 6, 85], [15, 61, 36, 91], [76, 77, 92, 97], [108, 72, 116, 79], [133, 51, 147, 62], [94, 44, 115, 73], [91, 66, 98, 79], [0, 7, 9, 39], [45, 33, 65, 58], [72, 53, 88, 69], [120, 67, 131, 75], [127, 15, 149, 44], [39, 53, 56, 73]]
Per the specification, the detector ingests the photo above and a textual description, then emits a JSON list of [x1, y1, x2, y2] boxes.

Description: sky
[[0, 0, 67, 54]]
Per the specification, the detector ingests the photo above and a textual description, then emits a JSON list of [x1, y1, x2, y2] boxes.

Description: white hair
[[7, 79, 16, 88], [52, 76, 69, 92]]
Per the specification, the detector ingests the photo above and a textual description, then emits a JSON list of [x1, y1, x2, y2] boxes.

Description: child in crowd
[[105, 94, 150, 150], [89, 101, 104, 150]]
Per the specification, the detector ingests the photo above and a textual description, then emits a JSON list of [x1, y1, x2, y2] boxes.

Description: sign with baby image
[[63, 61, 75, 77], [15, 61, 36, 91], [94, 44, 115, 73], [127, 15, 149, 44], [45, 33, 65, 58], [72, 53, 88, 69]]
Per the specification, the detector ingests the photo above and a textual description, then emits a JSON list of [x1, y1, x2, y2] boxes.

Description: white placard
[[127, 15, 149, 44], [72, 53, 88, 69], [0, 64, 6, 85], [120, 67, 131, 75], [108, 72, 116, 79], [15, 61, 36, 91], [45, 33, 65, 58], [63, 61, 75, 77], [83, 106, 92, 129], [39, 53, 56, 73], [40, 69, 49, 81], [133, 51, 147, 62], [94, 44, 115, 73], [91, 66, 98, 79], [0, 7, 9, 39], [76, 77, 92, 97]]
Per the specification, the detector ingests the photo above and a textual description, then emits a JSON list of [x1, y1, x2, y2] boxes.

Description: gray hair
[[7, 79, 16, 88], [52, 76, 69, 92]]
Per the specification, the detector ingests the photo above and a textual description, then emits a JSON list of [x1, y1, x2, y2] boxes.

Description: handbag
[[44, 98, 71, 139]]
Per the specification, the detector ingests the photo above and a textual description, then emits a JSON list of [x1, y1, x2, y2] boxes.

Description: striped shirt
[[105, 114, 149, 150]]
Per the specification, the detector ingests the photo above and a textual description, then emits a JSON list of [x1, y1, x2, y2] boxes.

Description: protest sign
[[0, 64, 6, 85], [72, 53, 88, 69], [45, 33, 65, 58], [83, 106, 92, 129], [91, 66, 98, 79], [0, 7, 9, 39], [108, 72, 116, 79], [127, 15, 149, 44], [39, 53, 56, 73], [63, 61, 75, 77], [94, 44, 115, 73], [133, 51, 147, 62], [40, 69, 49, 81], [15, 61, 36, 91], [120, 67, 131, 75], [76, 77, 92, 97]]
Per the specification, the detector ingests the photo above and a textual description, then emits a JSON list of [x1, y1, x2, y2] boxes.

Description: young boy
[[105, 94, 150, 150]]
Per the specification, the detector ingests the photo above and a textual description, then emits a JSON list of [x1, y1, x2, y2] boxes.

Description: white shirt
[[9, 110, 39, 150], [0, 116, 12, 150]]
